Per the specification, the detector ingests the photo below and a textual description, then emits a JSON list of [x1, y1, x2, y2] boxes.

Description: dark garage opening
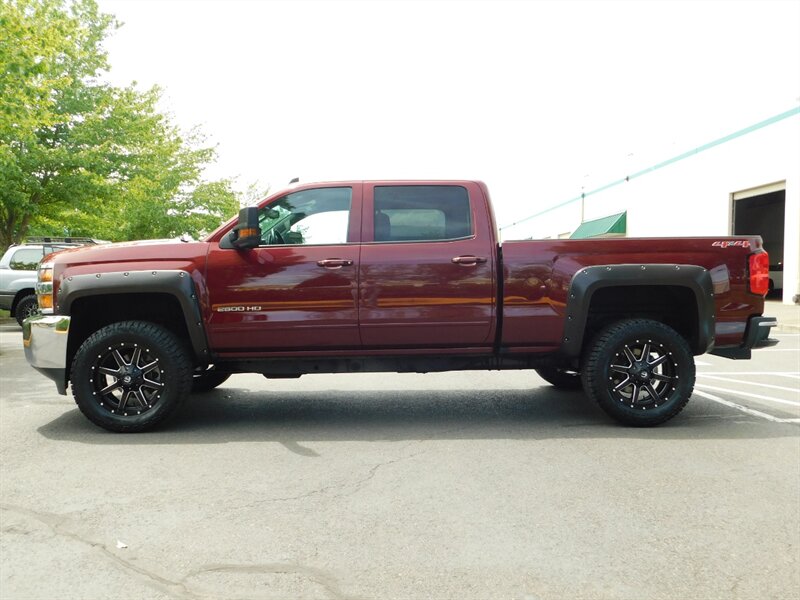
[[732, 189, 785, 295]]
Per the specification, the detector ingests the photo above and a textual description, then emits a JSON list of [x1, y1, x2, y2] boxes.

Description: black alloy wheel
[[581, 319, 695, 426], [91, 344, 165, 415], [607, 339, 677, 408], [71, 321, 192, 432]]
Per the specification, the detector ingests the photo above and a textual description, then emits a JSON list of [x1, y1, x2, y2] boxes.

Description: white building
[[501, 108, 800, 304]]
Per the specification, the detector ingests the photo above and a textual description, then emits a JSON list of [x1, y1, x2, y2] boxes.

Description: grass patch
[[0, 309, 9, 318]]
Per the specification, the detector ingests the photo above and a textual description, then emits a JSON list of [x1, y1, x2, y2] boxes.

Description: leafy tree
[[0, 0, 238, 248], [241, 181, 272, 207]]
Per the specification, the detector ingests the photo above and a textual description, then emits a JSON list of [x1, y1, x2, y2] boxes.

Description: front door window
[[259, 187, 352, 246]]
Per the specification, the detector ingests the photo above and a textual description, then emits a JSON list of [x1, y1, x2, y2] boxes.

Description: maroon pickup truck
[[23, 180, 778, 432]]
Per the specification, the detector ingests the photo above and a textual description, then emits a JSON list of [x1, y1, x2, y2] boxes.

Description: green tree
[[242, 181, 272, 206], [0, 0, 238, 248]]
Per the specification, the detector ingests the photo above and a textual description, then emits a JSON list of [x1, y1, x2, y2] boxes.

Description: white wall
[[502, 113, 800, 304]]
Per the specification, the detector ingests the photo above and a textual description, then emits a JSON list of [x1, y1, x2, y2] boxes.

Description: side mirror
[[230, 207, 261, 250]]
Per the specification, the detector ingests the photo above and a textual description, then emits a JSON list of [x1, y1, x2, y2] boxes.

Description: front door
[[206, 184, 362, 353]]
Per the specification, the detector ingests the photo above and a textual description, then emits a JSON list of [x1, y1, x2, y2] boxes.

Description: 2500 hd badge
[[215, 305, 263, 312]]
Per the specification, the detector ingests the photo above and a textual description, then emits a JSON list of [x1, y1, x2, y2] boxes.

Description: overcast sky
[[97, 0, 800, 227]]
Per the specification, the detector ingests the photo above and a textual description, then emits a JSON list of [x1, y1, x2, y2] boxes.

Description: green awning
[[570, 211, 626, 239]]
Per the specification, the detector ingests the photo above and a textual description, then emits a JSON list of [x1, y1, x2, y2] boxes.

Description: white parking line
[[755, 349, 800, 352], [693, 390, 800, 424], [695, 372, 800, 376], [695, 384, 800, 407], [697, 374, 800, 394]]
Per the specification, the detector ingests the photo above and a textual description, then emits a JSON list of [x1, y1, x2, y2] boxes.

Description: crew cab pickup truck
[[23, 180, 778, 432]]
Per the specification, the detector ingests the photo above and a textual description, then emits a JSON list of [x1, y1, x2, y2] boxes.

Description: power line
[[499, 106, 800, 231]]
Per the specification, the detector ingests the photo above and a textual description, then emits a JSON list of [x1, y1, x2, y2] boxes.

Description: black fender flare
[[560, 264, 715, 357], [57, 269, 209, 360]]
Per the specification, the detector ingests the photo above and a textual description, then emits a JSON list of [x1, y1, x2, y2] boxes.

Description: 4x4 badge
[[712, 240, 750, 248]]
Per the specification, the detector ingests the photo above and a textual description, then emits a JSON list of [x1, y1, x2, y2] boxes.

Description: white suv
[[0, 238, 98, 326]]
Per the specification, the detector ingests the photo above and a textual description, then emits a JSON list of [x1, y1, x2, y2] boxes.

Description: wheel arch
[[561, 264, 715, 358], [59, 270, 210, 379]]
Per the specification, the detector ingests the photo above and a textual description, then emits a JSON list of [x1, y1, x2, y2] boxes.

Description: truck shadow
[[36, 385, 797, 446]]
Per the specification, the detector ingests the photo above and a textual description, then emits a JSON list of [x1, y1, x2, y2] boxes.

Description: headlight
[[36, 261, 54, 314]]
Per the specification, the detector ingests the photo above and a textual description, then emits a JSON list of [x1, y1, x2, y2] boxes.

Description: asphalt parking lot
[[1, 306, 798, 600]]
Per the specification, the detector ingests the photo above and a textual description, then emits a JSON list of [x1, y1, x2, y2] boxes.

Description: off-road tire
[[71, 321, 192, 432], [191, 369, 231, 393], [535, 367, 583, 390], [15, 294, 39, 326], [581, 319, 695, 427]]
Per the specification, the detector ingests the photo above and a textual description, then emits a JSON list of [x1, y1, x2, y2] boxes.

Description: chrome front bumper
[[22, 315, 71, 394]]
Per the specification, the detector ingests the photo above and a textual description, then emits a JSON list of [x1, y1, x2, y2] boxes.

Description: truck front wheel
[[581, 319, 695, 426], [71, 321, 192, 432]]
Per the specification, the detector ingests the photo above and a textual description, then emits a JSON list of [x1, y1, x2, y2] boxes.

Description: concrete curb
[[764, 300, 800, 334]]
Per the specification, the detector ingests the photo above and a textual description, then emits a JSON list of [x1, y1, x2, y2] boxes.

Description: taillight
[[749, 252, 769, 296]]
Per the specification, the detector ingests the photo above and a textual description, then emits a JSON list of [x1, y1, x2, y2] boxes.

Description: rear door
[[358, 182, 496, 349], [206, 184, 362, 353]]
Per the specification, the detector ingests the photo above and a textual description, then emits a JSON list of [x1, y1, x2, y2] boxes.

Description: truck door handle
[[451, 255, 487, 266], [317, 258, 354, 269]]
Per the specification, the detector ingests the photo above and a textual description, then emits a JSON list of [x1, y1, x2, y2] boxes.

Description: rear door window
[[373, 185, 472, 242]]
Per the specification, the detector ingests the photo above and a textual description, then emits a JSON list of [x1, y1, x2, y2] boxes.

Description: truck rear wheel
[[71, 321, 192, 432], [581, 319, 695, 426]]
